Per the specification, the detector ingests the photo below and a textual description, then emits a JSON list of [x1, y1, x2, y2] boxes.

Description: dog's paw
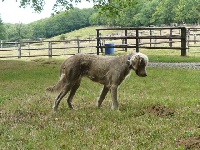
[[46, 86, 54, 92], [53, 106, 58, 112], [111, 105, 119, 110]]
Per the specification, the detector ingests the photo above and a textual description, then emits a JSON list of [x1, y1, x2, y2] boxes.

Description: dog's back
[[68, 54, 129, 85]]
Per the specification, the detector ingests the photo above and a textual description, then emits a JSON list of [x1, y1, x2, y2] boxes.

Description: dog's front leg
[[110, 85, 119, 110], [97, 86, 109, 108]]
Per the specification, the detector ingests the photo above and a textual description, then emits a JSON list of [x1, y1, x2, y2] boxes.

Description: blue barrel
[[105, 43, 115, 55]]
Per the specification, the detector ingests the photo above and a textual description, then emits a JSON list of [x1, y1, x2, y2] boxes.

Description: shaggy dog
[[47, 52, 148, 111]]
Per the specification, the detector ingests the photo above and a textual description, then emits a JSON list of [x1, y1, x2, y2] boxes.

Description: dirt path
[[149, 62, 200, 70]]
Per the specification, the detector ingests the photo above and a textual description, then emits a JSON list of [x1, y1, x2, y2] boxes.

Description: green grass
[[117, 49, 200, 62], [0, 59, 200, 149], [138, 49, 200, 62], [51, 26, 120, 40], [147, 54, 200, 62]]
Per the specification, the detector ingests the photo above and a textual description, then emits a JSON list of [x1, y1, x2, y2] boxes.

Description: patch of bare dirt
[[31, 58, 57, 64], [177, 136, 200, 149], [147, 105, 175, 117]]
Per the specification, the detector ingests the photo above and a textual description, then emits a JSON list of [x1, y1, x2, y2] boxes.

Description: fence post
[[0, 40, 2, 48], [194, 32, 196, 44], [48, 41, 52, 58], [96, 29, 100, 55], [187, 28, 190, 49], [18, 42, 21, 59], [159, 29, 162, 36], [169, 28, 172, 47], [77, 36, 81, 53], [136, 29, 139, 52], [181, 27, 187, 56], [28, 42, 30, 56], [150, 29, 152, 47], [124, 29, 128, 52]]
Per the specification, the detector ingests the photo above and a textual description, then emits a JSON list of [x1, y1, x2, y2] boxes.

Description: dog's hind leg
[[66, 79, 81, 109], [110, 85, 119, 110], [97, 86, 109, 108], [53, 84, 71, 112]]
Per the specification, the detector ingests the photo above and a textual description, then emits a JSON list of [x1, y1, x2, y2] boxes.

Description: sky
[[0, 0, 93, 24]]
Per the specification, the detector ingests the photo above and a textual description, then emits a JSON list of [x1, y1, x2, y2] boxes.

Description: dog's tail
[[46, 65, 66, 93]]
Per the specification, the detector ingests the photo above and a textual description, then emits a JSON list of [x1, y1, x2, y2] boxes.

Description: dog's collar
[[127, 53, 132, 61], [129, 64, 134, 70]]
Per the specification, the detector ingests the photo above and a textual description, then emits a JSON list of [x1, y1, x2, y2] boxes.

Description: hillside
[[50, 26, 121, 40]]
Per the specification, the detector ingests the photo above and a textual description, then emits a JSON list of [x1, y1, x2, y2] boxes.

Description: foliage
[[3, 8, 95, 40], [151, 0, 179, 25], [94, 0, 138, 17], [133, 0, 158, 26], [43, 8, 94, 38], [175, 0, 200, 23], [3, 23, 33, 41], [92, 0, 200, 27], [0, 17, 6, 40], [17, 0, 139, 15], [0, 59, 199, 149]]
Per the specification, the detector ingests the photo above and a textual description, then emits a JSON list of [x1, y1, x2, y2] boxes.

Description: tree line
[[0, 0, 199, 41], [91, 0, 200, 27], [0, 8, 95, 41]]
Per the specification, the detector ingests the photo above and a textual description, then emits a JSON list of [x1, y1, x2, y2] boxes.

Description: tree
[[31, 19, 47, 39], [0, 17, 6, 40], [7, 0, 139, 16], [89, 12, 109, 25], [4, 23, 33, 41], [28, 8, 94, 39], [152, 0, 179, 25], [175, 0, 200, 24], [133, 0, 158, 26]]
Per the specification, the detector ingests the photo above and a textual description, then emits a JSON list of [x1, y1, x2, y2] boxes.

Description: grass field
[[0, 58, 199, 149], [1, 26, 200, 149]]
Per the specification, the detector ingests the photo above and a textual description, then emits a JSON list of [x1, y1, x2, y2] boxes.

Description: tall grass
[[0, 59, 199, 149], [140, 49, 200, 62]]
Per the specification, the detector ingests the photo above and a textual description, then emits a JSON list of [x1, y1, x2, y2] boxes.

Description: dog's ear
[[139, 57, 144, 66], [129, 55, 140, 70]]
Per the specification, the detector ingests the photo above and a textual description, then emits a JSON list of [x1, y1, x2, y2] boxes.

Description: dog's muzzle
[[136, 70, 147, 77]]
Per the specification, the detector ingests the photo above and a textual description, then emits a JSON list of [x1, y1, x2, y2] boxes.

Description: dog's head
[[128, 52, 148, 77]]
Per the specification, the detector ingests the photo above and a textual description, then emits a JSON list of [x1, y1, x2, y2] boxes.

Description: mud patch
[[177, 136, 200, 149], [147, 105, 175, 117], [31, 58, 57, 64]]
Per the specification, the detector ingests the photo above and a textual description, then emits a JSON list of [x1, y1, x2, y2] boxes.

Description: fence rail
[[187, 28, 200, 50], [96, 27, 190, 56], [0, 38, 96, 59], [0, 27, 200, 59]]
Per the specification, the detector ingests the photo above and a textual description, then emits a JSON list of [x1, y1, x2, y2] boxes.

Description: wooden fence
[[97, 27, 189, 56], [0, 27, 200, 58], [187, 28, 200, 50], [0, 38, 96, 59]]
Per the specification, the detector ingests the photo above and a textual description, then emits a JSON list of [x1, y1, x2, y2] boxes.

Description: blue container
[[105, 43, 115, 55]]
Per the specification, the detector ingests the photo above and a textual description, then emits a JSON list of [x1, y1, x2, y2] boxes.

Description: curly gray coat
[[47, 52, 148, 111]]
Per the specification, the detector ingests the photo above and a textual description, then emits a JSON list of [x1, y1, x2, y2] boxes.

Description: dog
[[46, 52, 148, 111]]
